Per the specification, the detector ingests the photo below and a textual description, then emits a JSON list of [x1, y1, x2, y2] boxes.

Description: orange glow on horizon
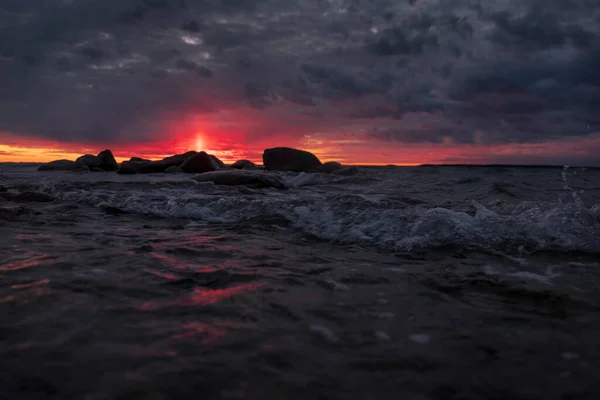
[[1, 132, 599, 166]]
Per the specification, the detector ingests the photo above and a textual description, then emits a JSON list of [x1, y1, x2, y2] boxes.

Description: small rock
[[192, 170, 288, 189], [318, 161, 343, 173], [231, 159, 256, 169], [332, 166, 360, 176], [0, 185, 6, 192], [38, 159, 89, 172]]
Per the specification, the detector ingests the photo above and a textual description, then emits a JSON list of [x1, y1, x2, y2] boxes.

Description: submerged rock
[[180, 151, 219, 173], [0, 191, 55, 202], [231, 159, 256, 169], [262, 147, 322, 172], [192, 170, 288, 189], [332, 166, 360, 176], [38, 159, 89, 172], [97, 149, 118, 171], [318, 161, 343, 173]]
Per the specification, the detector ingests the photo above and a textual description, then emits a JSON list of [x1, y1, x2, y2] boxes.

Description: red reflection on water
[[0, 253, 53, 272], [172, 321, 251, 344], [150, 252, 189, 270], [182, 282, 263, 307], [11, 279, 50, 290]]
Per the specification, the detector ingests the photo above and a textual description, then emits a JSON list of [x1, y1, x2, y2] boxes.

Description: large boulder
[[192, 170, 288, 189], [231, 159, 256, 169], [76, 154, 102, 169], [38, 160, 89, 172], [180, 151, 219, 173], [262, 147, 322, 172], [97, 149, 118, 171], [129, 157, 152, 164], [318, 161, 343, 173]]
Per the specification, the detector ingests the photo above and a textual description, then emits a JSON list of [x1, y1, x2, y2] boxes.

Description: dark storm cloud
[[0, 0, 599, 145]]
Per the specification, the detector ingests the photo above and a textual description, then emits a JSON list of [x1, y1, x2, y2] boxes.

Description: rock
[[76, 154, 102, 169], [0, 191, 55, 202], [210, 155, 225, 168], [117, 161, 139, 174], [90, 167, 105, 172], [129, 157, 152, 164], [38, 159, 89, 172], [332, 166, 360, 176], [97, 149, 119, 171], [262, 147, 322, 172], [165, 166, 182, 173], [192, 170, 288, 189], [231, 159, 256, 169], [180, 151, 219, 173], [162, 151, 197, 168], [0, 185, 6, 192], [318, 161, 343, 173]]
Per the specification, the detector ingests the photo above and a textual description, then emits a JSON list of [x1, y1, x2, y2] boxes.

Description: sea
[[1, 163, 599, 400]]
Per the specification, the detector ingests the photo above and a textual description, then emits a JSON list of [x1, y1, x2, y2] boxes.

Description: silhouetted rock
[[97, 149, 118, 171], [76, 154, 102, 169], [210, 155, 225, 168], [231, 159, 256, 169], [192, 170, 288, 189], [165, 166, 182, 173], [318, 161, 343, 173], [180, 151, 219, 173], [129, 157, 151, 164], [163, 151, 197, 168], [117, 161, 139, 174], [38, 160, 89, 172], [332, 166, 360, 176], [90, 167, 105, 172], [0, 191, 55, 202], [262, 147, 321, 172]]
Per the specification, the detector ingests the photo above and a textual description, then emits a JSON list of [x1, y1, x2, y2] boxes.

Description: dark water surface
[[1, 164, 599, 399]]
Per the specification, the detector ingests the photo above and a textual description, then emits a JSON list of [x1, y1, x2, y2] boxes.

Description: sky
[[0, 0, 599, 165]]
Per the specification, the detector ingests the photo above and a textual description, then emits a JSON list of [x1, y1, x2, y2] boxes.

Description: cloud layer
[[1, 0, 599, 155]]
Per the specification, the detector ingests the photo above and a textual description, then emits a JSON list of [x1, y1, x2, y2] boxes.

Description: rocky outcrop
[[318, 161, 343, 173], [38, 159, 89, 172], [180, 151, 219, 173], [97, 149, 118, 171], [231, 159, 256, 169], [192, 170, 288, 189], [262, 147, 322, 172], [0, 191, 55, 202], [162, 151, 197, 168]]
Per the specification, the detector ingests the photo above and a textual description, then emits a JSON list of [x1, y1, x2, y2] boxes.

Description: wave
[[26, 179, 599, 254]]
